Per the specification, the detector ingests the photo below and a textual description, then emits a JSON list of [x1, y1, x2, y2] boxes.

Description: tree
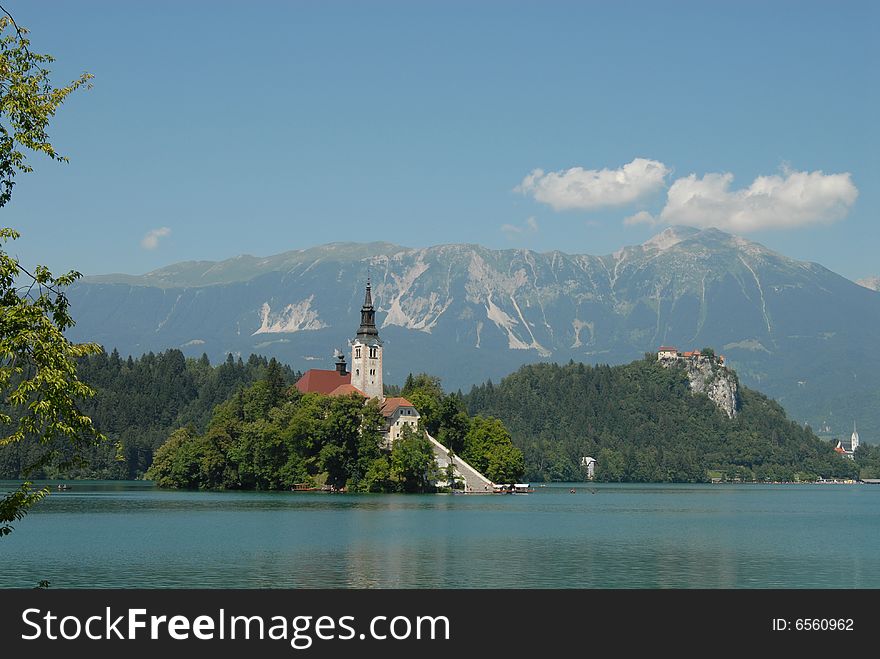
[[436, 393, 470, 453], [264, 357, 286, 408], [462, 416, 524, 484], [401, 373, 444, 434], [0, 9, 93, 206], [145, 427, 195, 489], [0, 8, 99, 537], [390, 425, 436, 492]]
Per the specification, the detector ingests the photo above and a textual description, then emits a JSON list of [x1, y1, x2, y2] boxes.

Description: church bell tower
[[351, 279, 383, 400]]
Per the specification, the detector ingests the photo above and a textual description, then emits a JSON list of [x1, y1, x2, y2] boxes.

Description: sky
[[3, 0, 878, 280]]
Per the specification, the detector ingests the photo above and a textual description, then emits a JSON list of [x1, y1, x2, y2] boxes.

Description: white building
[[834, 422, 861, 460], [380, 397, 421, 448], [581, 456, 597, 480]]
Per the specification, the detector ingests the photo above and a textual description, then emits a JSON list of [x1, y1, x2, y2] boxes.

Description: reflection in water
[[1, 481, 877, 588]]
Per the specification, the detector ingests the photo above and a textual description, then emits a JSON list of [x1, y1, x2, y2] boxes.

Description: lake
[[2, 480, 878, 588]]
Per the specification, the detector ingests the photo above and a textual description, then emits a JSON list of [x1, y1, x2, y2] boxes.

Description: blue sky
[[4, 0, 878, 280]]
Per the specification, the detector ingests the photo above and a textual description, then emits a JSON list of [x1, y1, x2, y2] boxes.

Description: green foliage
[[402, 373, 444, 435], [1, 355, 522, 493], [146, 427, 198, 489], [0, 11, 93, 207], [462, 416, 524, 483], [435, 394, 471, 454], [0, 349, 299, 480], [0, 480, 46, 536], [0, 230, 106, 529], [390, 425, 437, 492], [402, 372, 524, 483], [465, 359, 858, 483], [0, 8, 102, 536], [854, 444, 880, 480], [144, 385, 414, 492], [144, 370, 517, 494], [0, 232, 104, 450]]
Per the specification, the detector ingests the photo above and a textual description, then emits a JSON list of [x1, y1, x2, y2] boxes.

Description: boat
[[492, 483, 534, 494]]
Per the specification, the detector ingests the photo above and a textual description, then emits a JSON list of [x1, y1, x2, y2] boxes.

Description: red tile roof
[[658, 346, 678, 351], [295, 369, 351, 395], [328, 383, 368, 398], [380, 397, 416, 417]]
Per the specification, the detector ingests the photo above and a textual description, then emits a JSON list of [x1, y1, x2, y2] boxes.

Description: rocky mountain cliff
[[67, 227, 880, 439], [660, 354, 739, 418]]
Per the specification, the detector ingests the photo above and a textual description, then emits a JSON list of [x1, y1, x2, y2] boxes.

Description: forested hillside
[[0, 350, 298, 479], [4, 349, 874, 484], [465, 357, 860, 482]]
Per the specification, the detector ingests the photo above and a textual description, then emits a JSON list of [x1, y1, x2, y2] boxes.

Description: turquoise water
[[2, 480, 878, 588]]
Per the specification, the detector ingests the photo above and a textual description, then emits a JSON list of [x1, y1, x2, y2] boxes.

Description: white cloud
[[624, 211, 658, 226], [516, 158, 670, 211], [501, 216, 539, 237], [659, 169, 858, 232], [141, 227, 171, 250]]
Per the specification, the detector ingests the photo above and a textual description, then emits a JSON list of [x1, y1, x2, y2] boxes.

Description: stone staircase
[[426, 433, 494, 493]]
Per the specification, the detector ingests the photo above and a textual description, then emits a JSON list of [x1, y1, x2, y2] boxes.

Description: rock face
[[688, 360, 739, 418], [662, 356, 738, 418], [857, 276, 880, 292]]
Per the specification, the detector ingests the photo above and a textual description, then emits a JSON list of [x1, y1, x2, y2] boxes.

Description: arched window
[[355, 346, 361, 359], [369, 346, 377, 359]]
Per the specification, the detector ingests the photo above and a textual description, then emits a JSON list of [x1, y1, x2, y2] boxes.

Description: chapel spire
[[356, 278, 380, 342], [351, 278, 383, 399]]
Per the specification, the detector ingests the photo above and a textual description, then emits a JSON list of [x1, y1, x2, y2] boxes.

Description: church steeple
[[356, 278, 381, 343], [351, 279, 383, 399]]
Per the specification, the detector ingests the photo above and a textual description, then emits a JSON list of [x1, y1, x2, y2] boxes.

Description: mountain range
[[68, 227, 880, 440]]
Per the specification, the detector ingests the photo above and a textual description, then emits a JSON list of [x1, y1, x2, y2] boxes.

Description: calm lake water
[[2, 480, 878, 588]]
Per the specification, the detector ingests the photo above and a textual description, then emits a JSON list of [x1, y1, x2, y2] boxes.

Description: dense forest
[[3, 348, 877, 485], [0, 352, 524, 491], [464, 357, 867, 483], [0, 349, 299, 479], [145, 372, 523, 492]]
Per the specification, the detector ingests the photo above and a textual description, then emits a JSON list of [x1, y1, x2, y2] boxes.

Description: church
[[294, 280, 494, 491], [833, 422, 861, 460], [294, 279, 422, 447]]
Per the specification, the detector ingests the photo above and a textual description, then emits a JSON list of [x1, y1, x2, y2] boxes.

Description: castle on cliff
[[657, 345, 738, 418], [657, 346, 726, 366]]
